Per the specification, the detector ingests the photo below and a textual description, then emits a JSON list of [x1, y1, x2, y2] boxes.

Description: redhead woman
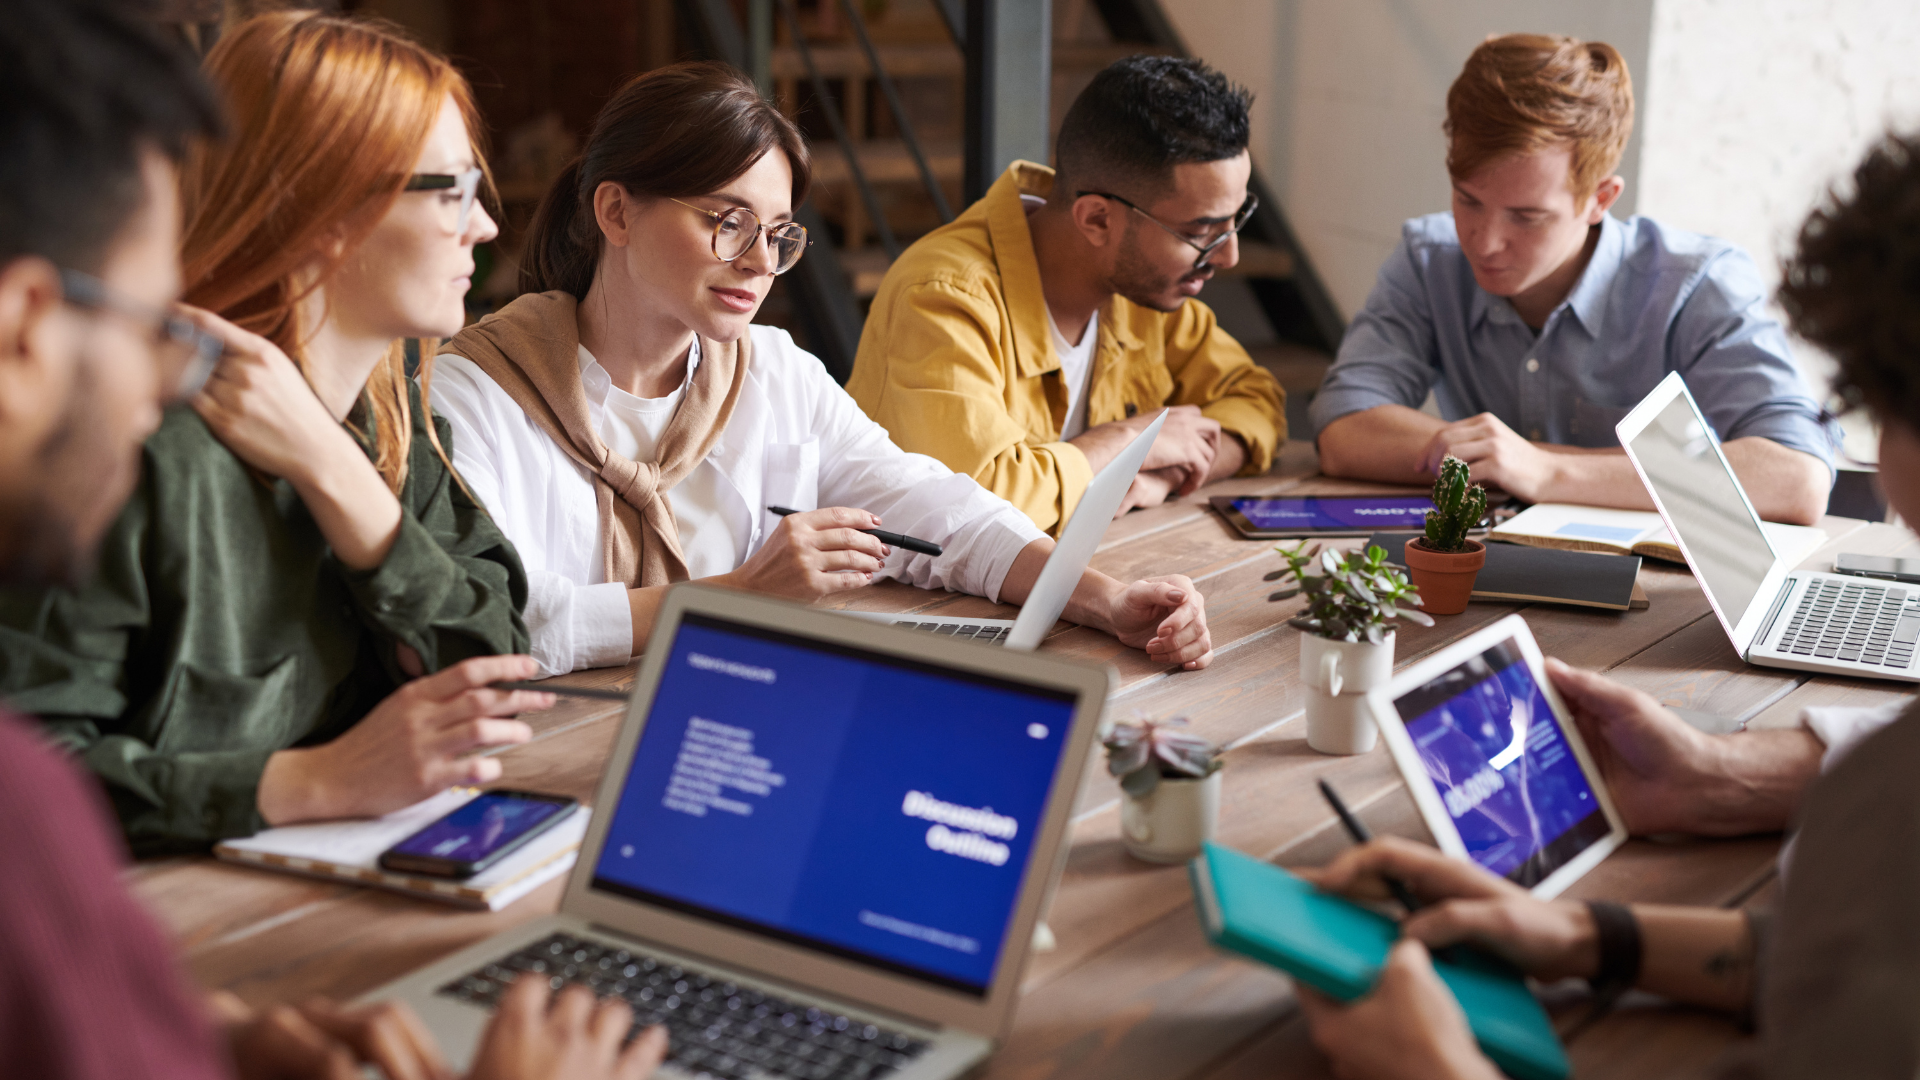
[[0, 13, 556, 853], [433, 62, 1213, 675]]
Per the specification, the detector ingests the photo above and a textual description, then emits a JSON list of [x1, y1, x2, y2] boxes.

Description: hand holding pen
[[767, 506, 942, 557]]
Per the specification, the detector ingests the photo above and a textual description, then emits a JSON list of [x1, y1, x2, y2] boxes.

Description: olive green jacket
[[0, 386, 529, 854]]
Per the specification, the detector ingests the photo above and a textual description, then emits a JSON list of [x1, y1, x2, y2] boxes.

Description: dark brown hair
[[521, 61, 811, 299], [1445, 33, 1633, 199], [1779, 132, 1920, 428]]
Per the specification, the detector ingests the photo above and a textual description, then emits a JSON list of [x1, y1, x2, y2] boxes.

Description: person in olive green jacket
[[0, 12, 554, 854], [847, 56, 1285, 536]]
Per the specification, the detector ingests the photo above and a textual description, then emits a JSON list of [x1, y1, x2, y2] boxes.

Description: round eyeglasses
[[404, 167, 484, 235], [670, 199, 810, 275], [57, 268, 223, 400], [1077, 189, 1259, 271]]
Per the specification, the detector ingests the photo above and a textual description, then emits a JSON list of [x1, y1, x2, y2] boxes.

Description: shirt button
[[1525, 358, 1540, 373], [1529, 428, 1544, 441]]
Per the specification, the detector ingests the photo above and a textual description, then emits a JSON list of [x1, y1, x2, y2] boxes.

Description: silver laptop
[[1618, 372, 1920, 682], [361, 584, 1114, 1078], [858, 408, 1168, 649]]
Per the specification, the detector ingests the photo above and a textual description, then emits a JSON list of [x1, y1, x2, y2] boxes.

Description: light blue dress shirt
[[1308, 212, 1838, 472]]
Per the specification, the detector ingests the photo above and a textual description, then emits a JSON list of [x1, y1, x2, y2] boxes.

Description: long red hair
[[181, 11, 487, 494]]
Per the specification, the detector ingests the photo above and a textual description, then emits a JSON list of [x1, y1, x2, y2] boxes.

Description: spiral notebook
[[214, 788, 589, 911]]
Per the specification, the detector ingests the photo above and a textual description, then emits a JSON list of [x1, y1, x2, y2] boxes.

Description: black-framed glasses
[[1077, 189, 1259, 270], [404, 167, 484, 235], [670, 198, 811, 275], [57, 268, 223, 399]]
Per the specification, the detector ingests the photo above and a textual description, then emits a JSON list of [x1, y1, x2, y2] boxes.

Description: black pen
[[1318, 778, 1423, 915], [767, 505, 943, 557], [493, 680, 631, 702]]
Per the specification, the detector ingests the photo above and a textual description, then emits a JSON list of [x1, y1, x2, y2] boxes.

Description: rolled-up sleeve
[[1162, 300, 1285, 473], [1308, 235, 1444, 439], [1672, 250, 1840, 472]]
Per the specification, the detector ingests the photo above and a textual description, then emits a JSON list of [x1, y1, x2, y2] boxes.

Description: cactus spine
[[1423, 455, 1486, 553]]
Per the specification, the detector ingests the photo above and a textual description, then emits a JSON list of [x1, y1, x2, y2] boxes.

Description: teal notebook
[[1190, 842, 1569, 1080]]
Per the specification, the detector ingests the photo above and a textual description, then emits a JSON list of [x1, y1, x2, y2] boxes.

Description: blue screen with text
[[1233, 496, 1435, 531], [592, 616, 1079, 995]]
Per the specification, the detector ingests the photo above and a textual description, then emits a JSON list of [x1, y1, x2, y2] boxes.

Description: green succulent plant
[[1267, 542, 1432, 644], [1423, 454, 1487, 553], [1102, 715, 1222, 798]]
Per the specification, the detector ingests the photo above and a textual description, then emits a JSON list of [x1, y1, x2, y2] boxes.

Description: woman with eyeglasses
[[432, 61, 1214, 675], [0, 12, 558, 853]]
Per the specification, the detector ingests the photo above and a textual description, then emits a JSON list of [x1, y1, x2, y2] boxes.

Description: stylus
[[1318, 779, 1424, 914], [767, 506, 944, 557], [493, 681, 631, 701]]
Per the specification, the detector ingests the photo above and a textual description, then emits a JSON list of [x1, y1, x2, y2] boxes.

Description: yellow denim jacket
[[847, 162, 1286, 535]]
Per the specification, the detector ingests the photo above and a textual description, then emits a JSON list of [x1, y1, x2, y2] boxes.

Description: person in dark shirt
[[0, 1, 662, 1076]]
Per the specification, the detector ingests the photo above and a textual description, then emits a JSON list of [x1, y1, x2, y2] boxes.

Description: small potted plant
[[1103, 716, 1223, 864], [1269, 542, 1432, 754], [1402, 455, 1489, 615]]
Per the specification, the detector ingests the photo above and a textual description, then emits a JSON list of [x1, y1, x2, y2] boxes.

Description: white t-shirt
[[587, 343, 736, 581], [1050, 308, 1099, 441]]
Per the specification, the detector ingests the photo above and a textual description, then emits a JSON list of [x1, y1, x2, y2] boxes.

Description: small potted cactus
[[1403, 455, 1489, 615], [1269, 542, 1431, 754], [1103, 716, 1223, 864]]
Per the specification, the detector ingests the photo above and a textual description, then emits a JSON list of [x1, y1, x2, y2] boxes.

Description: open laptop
[[361, 584, 1114, 1078], [854, 408, 1168, 649], [1618, 371, 1920, 683]]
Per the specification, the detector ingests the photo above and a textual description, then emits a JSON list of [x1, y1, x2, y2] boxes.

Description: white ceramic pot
[[1300, 632, 1395, 755], [1119, 770, 1222, 864]]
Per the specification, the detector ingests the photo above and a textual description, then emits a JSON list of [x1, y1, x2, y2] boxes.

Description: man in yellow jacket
[[847, 56, 1286, 535]]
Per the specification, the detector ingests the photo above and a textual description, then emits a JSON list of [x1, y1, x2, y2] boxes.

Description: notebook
[[1191, 843, 1569, 1080], [1365, 533, 1647, 611], [214, 787, 588, 911], [1488, 503, 1826, 566]]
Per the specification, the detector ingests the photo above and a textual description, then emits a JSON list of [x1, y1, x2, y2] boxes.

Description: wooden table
[[130, 459, 1920, 1080]]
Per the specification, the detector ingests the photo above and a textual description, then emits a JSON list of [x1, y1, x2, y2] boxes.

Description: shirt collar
[[1467, 213, 1624, 334], [576, 338, 701, 407], [985, 161, 1062, 378]]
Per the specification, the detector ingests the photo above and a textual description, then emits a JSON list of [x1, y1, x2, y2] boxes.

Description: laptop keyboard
[[440, 932, 931, 1080], [1773, 581, 1920, 667], [890, 620, 1011, 645]]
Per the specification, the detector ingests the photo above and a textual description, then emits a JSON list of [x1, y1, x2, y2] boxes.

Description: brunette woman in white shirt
[[433, 62, 1212, 676]]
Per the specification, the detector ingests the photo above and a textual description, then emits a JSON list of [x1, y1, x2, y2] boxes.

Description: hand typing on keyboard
[[469, 976, 668, 1080]]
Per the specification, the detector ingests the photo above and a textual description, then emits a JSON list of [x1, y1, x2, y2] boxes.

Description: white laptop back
[[1617, 372, 1920, 683]]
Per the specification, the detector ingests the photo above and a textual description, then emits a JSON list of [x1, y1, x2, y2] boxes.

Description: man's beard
[[0, 349, 125, 590], [1107, 223, 1214, 313]]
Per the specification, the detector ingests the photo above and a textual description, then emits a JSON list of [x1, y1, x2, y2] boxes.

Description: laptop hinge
[[1754, 576, 1797, 654]]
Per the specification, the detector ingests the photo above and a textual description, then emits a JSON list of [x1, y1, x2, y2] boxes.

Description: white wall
[[1637, 0, 1920, 403], [1164, 0, 1653, 321]]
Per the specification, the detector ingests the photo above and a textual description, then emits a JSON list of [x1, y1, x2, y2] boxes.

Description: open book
[[1489, 504, 1827, 566], [214, 788, 588, 911]]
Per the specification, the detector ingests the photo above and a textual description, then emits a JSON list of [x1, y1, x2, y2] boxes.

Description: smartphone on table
[[1834, 553, 1920, 585], [378, 789, 580, 879]]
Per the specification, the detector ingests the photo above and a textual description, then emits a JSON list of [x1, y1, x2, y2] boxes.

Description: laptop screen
[[1624, 392, 1775, 622], [590, 613, 1080, 997], [1392, 638, 1609, 888]]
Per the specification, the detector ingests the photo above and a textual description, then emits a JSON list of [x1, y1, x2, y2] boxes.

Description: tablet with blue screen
[[1209, 495, 1437, 538], [1365, 614, 1627, 898]]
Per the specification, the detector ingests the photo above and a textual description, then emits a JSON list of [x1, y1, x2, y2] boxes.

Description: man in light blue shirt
[[1311, 34, 1835, 524]]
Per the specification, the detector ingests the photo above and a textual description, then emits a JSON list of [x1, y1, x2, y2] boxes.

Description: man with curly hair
[[847, 56, 1286, 534], [1310, 34, 1836, 525], [1296, 129, 1920, 1080]]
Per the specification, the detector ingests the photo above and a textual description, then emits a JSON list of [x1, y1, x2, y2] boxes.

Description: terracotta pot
[[1403, 537, 1486, 615]]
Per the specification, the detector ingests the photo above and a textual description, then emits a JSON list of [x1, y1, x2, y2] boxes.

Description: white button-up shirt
[[431, 324, 1046, 675]]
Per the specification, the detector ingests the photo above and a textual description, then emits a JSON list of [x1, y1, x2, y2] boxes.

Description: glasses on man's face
[[404, 167, 484, 235], [1077, 190, 1259, 270], [57, 268, 223, 400], [670, 198, 810, 275]]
